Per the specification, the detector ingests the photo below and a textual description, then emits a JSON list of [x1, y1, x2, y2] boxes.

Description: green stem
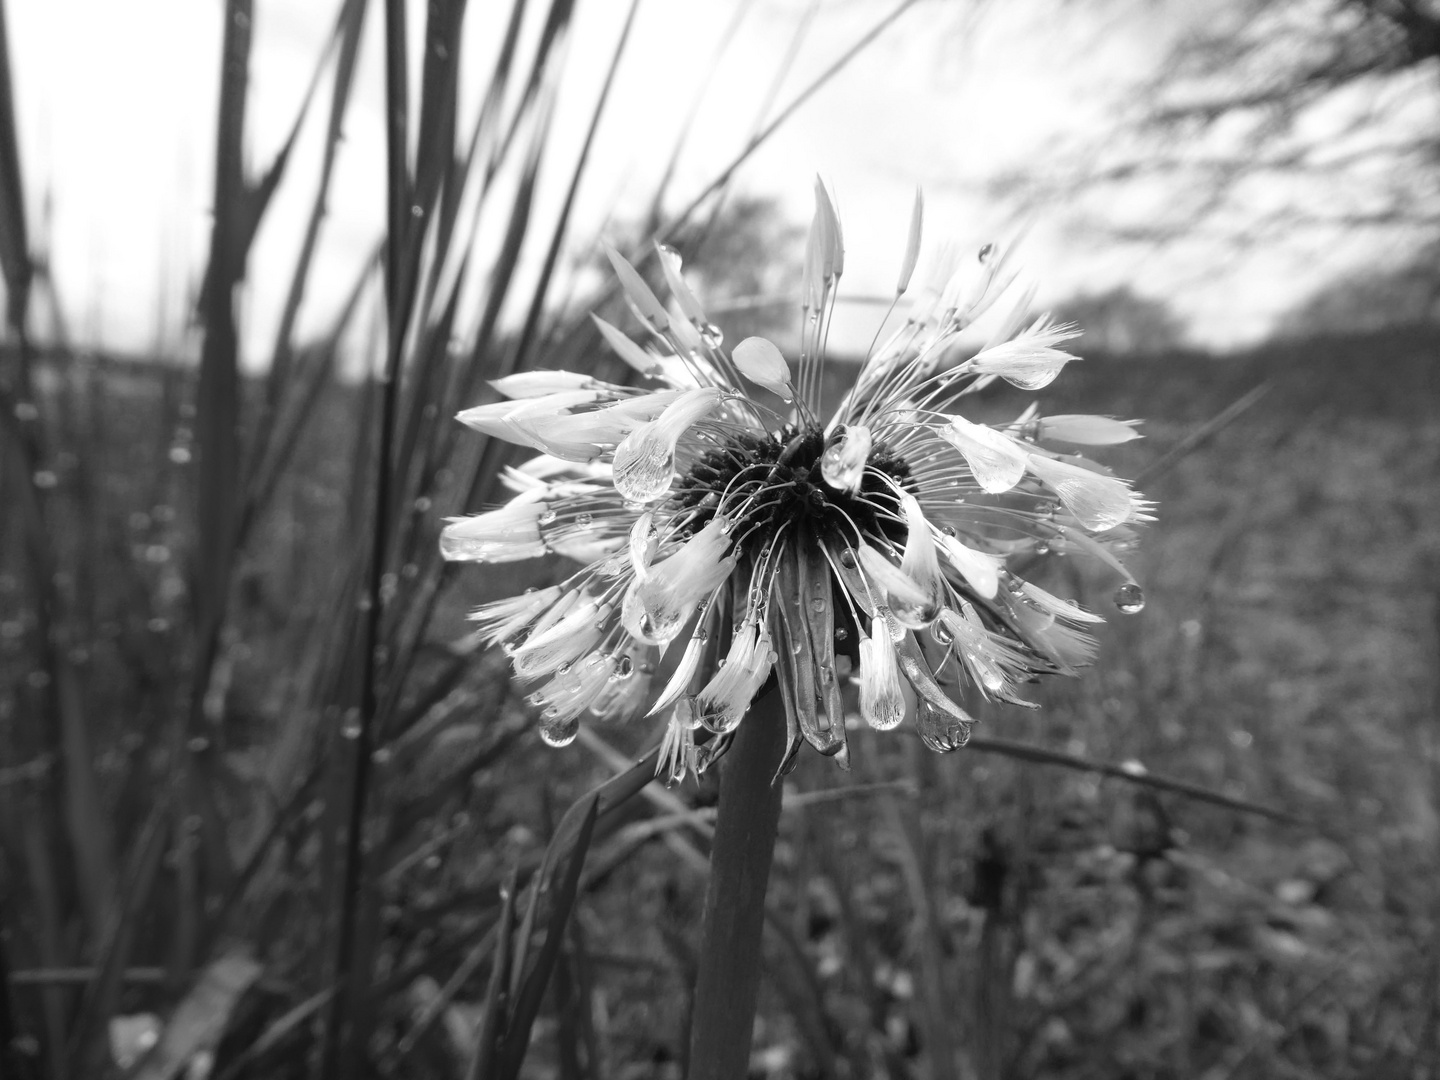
[[687, 692, 787, 1080]]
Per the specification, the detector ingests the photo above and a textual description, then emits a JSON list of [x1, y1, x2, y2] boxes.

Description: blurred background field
[[3, 1, 1440, 1078]]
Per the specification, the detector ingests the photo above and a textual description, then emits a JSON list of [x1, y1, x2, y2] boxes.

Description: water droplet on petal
[[978, 242, 995, 263], [539, 712, 580, 747], [538, 509, 557, 525], [1113, 582, 1145, 614], [612, 655, 634, 679], [675, 695, 701, 730], [574, 512, 594, 529]]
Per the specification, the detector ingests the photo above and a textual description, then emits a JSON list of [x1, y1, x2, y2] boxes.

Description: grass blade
[[0, 0, 31, 328], [965, 733, 1303, 824], [468, 868, 519, 1080], [497, 797, 600, 1078]]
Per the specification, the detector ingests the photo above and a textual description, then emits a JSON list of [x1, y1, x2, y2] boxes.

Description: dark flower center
[[673, 425, 913, 561]]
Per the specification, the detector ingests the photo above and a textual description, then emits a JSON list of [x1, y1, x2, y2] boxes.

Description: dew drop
[[340, 712, 362, 740], [538, 509, 558, 525], [931, 621, 954, 646], [675, 695, 701, 730], [574, 512, 594, 529], [978, 242, 995, 263], [1113, 582, 1146, 614], [834, 626, 849, 642], [839, 550, 856, 569], [612, 655, 634, 679], [809, 597, 826, 614], [538, 712, 580, 747]]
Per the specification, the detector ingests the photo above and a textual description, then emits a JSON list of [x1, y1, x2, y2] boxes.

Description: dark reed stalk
[[320, 0, 420, 1071], [687, 691, 788, 1080]]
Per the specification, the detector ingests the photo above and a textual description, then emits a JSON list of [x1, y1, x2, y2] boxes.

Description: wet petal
[[1026, 454, 1139, 531], [733, 336, 794, 402], [938, 417, 1028, 493], [821, 425, 872, 493]]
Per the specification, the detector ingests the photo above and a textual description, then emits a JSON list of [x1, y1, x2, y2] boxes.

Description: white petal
[[820, 425, 872, 492], [733, 336, 794, 401], [938, 535, 1003, 598], [1037, 415, 1142, 445], [489, 370, 594, 399], [938, 417, 1028, 493], [1026, 455, 1138, 531]]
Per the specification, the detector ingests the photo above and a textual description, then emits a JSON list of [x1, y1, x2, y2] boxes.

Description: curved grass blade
[[496, 796, 599, 1079], [468, 868, 519, 1080], [966, 733, 1302, 824]]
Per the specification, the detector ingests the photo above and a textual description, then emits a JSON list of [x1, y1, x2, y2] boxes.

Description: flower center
[[673, 425, 913, 561]]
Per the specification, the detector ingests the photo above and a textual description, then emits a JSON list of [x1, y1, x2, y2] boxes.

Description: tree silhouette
[[1008, 0, 1440, 252]]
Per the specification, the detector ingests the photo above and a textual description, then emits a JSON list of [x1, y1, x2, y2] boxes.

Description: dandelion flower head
[[442, 184, 1152, 782]]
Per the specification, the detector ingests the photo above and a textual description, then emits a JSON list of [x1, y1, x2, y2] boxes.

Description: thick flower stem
[[687, 692, 788, 1080]]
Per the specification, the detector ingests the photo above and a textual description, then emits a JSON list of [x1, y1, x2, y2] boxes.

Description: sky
[[3, 0, 1378, 361]]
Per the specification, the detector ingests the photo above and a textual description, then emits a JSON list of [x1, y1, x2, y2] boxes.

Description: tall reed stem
[[687, 692, 787, 1080]]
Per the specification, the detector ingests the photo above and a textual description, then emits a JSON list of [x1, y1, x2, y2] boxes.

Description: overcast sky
[[4, 0, 1371, 360]]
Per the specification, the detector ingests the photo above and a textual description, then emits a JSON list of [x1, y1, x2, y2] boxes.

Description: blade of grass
[[0, 0, 32, 328], [965, 733, 1303, 824], [881, 788, 960, 1080], [247, 0, 369, 502], [192, 0, 253, 670], [320, 0, 418, 1071], [467, 867, 520, 1080], [212, 988, 334, 1080], [64, 799, 171, 1078], [496, 797, 599, 1079], [654, 0, 923, 248], [1134, 380, 1271, 486], [389, 920, 499, 1064]]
